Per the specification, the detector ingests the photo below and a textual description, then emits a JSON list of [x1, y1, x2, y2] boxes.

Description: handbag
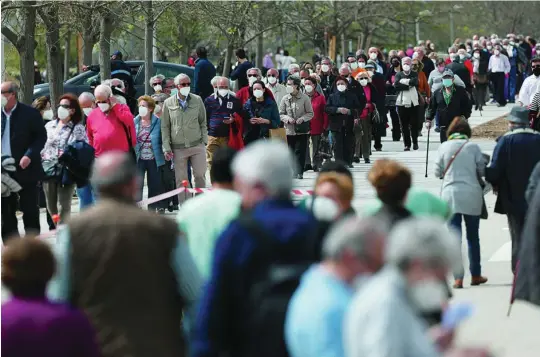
[[371, 108, 382, 124], [385, 94, 397, 107], [290, 98, 310, 135], [42, 124, 75, 181], [120, 120, 136, 163]]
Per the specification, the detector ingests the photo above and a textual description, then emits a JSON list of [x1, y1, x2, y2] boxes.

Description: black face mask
[[392, 61, 400, 67], [533, 67, 540, 76]]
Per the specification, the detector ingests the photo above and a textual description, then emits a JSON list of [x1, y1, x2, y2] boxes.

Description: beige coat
[[161, 93, 208, 152], [279, 92, 314, 136]]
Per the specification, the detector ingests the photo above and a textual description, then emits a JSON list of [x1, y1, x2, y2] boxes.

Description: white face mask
[[494, 50, 500, 56], [218, 89, 229, 97], [248, 76, 258, 86], [473, 53, 480, 59], [350, 62, 358, 70], [98, 103, 110, 112], [154, 104, 161, 114], [487, 46, 492, 50], [268, 76, 277, 84], [359, 79, 368, 87], [402, 64, 411, 72], [537, 49, 540, 55], [280, 50, 284, 55], [138, 106, 149, 117], [253, 89, 264, 98], [409, 279, 448, 313], [82, 107, 93, 116], [286, 85, 294, 94], [337, 84, 347, 92], [459, 54, 466, 60], [369, 52, 378, 60], [153, 85, 162, 92], [358, 62, 366, 69], [179, 86, 190, 96], [304, 85, 314, 93], [321, 64, 330, 73], [57, 106, 71, 120], [43, 109, 54, 120], [1, 96, 7, 108]]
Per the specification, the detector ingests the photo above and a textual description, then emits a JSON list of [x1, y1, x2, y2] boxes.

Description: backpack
[[236, 215, 317, 357]]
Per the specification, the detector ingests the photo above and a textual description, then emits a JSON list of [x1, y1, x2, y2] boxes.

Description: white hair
[[323, 216, 387, 261], [386, 217, 460, 271], [174, 73, 190, 85], [78, 92, 95, 102], [289, 63, 300, 72], [94, 84, 112, 98], [247, 67, 262, 78], [149, 74, 165, 86], [211, 76, 222, 87], [232, 140, 294, 197]]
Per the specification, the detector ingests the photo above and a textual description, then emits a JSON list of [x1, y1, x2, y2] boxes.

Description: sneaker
[[471, 276, 488, 286], [404, 147, 410, 151], [453, 279, 464, 289], [364, 158, 371, 164], [374, 147, 382, 152], [413, 143, 419, 150]]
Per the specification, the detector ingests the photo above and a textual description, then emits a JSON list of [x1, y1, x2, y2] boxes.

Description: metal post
[[415, 18, 420, 43]]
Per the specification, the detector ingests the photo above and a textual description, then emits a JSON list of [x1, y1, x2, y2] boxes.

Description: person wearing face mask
[[301, 61, 315, 75], [285, 216, 387, 357], [346, 54, 360, 78], [204, 77, 243, 171], [386, 56, 402, 141], [75, 92, 97, 210], [134, 95, 166, 214], [151, 93, 169, 118], [40, 94, 88, 225], [161, 73, 207, 204], [266, 68, 286, 106], [503, 39, 519, 103], [149, 74, 165, 94], [320, 57, 337, 99], [447, 49, 473, 96], [244, 79, 280, 145], [394, 57, 421, 151], [289, 63, 301, 78], [280, 76, 314, 179], [230, 48, 253, 89], [1, 82, 47, 241], [236, 67, 275, 106], [365, 61, 386, 151], [411, 58, 431, 137], [78, 92, 96, 121], [488, 45, 511, 107], [303, 77, 328, 172], [87, 84, 136, 159], [353, 71, 380, 164], [326, 77, 363, 167], [471, 49, 489, 112], [416, 47, 435, 79], [518, 57, 540, 107], [344, 217, 474, 357], [367, 47, 387, 76], [425, 70, 472, 143]]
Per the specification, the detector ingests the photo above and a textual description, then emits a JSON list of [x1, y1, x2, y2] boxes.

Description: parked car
[[33, 61, 194, 100]]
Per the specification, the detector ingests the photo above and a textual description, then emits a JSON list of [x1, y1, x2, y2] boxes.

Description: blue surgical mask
[[171, 88, 178, 96], [442, 78, 453, 87]]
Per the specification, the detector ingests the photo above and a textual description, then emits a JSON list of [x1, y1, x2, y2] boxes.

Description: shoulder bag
[[291, 97, 310, 135], [119, 119, 136, 163], [42, 124, 75, 181]]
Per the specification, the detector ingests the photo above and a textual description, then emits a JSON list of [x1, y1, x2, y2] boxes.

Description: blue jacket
[[134, 114, 166, 167], [486, 128, 540, 216], [243, 97, 280, 143], [230, 60, 253, 89], [192, 199, 318, 357], [194, 58, 217, 100]]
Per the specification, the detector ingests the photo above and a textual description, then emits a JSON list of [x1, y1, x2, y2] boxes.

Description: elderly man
[[488, 45, 511, 107], [149, 74, 165, 93], [193, 140, 319, 357], [87, 84, 135, 158], [289, 63, 301, 77], [163, 77, 175, 95], [236, 67, 275, 105], [266, 68, 286, 105], [517, 56, 540, 107], [285, 217, 387, 357], [416, 47, 435, 78], [161, 73, 208, 203], [486, 106, 540, 274], [320, 57, 337, 98], [47, 151, 202, 357], [78, 92, 96, 118], [344, 218, 466, 357], [1, 81, 47, 241], [204, 77, 243, 171]]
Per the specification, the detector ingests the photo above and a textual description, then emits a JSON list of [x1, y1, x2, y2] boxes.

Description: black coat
[[320, 73, 337, 99], [1, 102, 47, 184], [358, 83, 386, 136], [426, 86, 472, 127], [446, 60, 472, 90], [422, 57, 435, 79], [325, 90, 363, 132]]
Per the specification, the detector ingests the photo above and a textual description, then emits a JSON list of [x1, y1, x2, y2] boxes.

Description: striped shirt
[[204, 93, 242, 137]]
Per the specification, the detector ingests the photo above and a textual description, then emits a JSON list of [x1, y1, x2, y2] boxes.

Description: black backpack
[[236, 215, 317, 357]]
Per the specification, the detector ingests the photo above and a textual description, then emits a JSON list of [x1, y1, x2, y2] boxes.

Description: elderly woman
[[354, 70, 380, 164], [149, 74, 165, 93], [303, 76, 328, 172], [135, 95, 166, 213], [41, 93, 88, 225], [2, 236, 99, 356], [434, 117, 488, 289], [412, 57, 431, 136], [243, 79, 280, 145], [314, 171, 354, 217], [394, 56, 421, 151], [280, 76, 314, 179]]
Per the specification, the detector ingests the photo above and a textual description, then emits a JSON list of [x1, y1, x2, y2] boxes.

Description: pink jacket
[[86, 104, 136, 157]]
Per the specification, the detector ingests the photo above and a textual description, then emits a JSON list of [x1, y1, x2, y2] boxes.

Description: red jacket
[[236, 86, 275, 106], [308, 91, 328, 135], [228, 112, 244, 150]]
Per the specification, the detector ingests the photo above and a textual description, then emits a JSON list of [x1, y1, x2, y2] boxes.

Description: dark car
[[33, 60, 194, 100]]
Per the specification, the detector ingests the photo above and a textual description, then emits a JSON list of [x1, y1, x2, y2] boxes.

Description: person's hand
[[354, 119, 359, 125], [164, 152, 174, 161], [109, 95, 118, 107], [223, 115, 234, 124], [339, 107, 349, 115], [426, 120, 433, 129], [82, 65, 88, 72], [19, 156, 31, 169], [296, 118, 303, 124], [287, 116, 295, 124], [429, 326, 455, 352]]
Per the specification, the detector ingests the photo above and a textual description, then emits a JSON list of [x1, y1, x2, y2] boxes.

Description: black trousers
[[508, 212, 526, 274], [397, 106, 419, 148], [331, 129, 354, 165], [491, 72, 507, 106], [439, 126, 448, 143], [1, 183, 41, 242], [388, 106, 401, 141], [287, 134, 309, 175]]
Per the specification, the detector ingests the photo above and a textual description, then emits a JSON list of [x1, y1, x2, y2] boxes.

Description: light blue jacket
[[134, 114, 165, 167]]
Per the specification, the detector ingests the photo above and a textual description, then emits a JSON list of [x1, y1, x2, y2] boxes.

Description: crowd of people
[[1, 31, 540, 357]]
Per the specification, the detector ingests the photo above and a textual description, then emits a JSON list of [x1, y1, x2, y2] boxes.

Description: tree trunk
[[144, 1, 154, 95], [365, 31, 373, 51], [357, 35, 362, 52], [98, 14, 112, 82], [41, 9, 63, 114], [341, 32, 346, 61], [256, 33, 264, 69], [176, 21, 186, 64], [64, 31, 71, 81], [222, 42, 234, 78]]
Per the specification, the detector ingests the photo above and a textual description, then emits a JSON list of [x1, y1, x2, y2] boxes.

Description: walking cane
[[425, 126, 431, 178]]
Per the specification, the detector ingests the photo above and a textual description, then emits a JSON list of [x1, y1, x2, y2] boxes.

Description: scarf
[[448, 133, 469, 140], [443, 86, 455, 106]]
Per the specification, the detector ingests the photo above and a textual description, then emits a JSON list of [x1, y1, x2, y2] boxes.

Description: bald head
[[94, 85, 112, 102], [91, 151, 138, 201], [216, 77, 229, 89]]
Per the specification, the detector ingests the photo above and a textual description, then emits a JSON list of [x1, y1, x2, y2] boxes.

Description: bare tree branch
[[1, 26, 19, 46]]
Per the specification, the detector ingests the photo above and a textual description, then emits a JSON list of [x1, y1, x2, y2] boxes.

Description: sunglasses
[[58, 104, 71, 109], [247, 74, 258, 78], [95, 100, 109, 104], [267, 74, 277, 77], [532, 65, 540, 69], [152, 82, 162, 86], [178, 82, 191, 87]]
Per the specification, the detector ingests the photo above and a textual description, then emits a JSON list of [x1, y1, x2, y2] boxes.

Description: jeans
[[76, 185, 95, 210], [449, 214, 481, 279], [137, 159, 165, 210], [508, 65, 517, 101], [281, 69, 289, 83]]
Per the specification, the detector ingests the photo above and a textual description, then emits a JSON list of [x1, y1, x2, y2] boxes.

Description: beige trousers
[[173, 144, 207, 203], [206, 136, 229, 173], [42, 181, 75, 224]]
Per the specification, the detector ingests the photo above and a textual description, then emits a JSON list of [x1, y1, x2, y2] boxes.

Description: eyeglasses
[[95, 100, 108, 104], [267, 74, 277, 77], [1, 90, 12, 94], [58, 104, 71, 109], [532, 65, 540, 69], [247, 74, 258, 78], [152, 82, 162, 86], [178, 82, 191, 87]]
